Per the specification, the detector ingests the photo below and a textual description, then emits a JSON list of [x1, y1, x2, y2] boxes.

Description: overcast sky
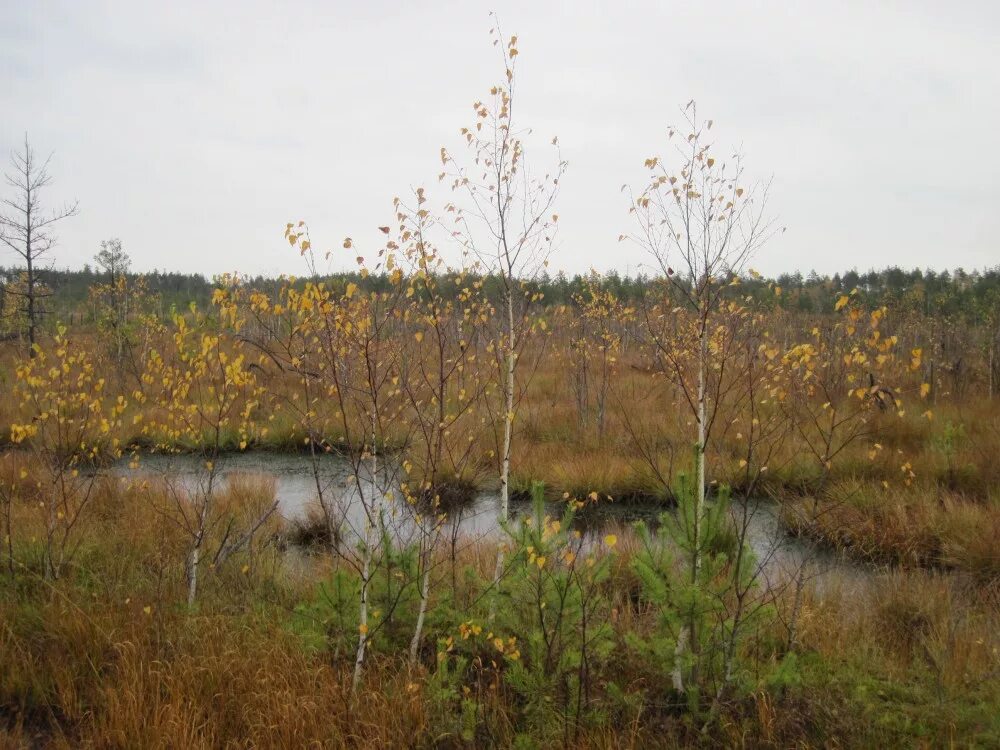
[[2, 0, 997, 279]]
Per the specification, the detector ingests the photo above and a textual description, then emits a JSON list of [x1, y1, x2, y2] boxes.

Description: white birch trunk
[[409, 558, 431, 664], [500, 291, 516, 522], [671, 312, 709, 695], [671, 626, 688, 693], [352, 410, 379, 691], [696, 318, 707, 572], [186, 537, 201, 607], [187, 472, 215, 607], [352, 535, 371, 691], [492, 291, 517, 602]]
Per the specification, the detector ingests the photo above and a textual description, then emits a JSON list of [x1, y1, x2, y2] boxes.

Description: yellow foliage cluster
[[11, 328, 126, 462]]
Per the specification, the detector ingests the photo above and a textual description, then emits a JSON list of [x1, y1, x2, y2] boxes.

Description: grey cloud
[[1, 0, 997, 278]]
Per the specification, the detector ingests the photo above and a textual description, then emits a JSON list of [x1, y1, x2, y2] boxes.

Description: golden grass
[[782, 480, 1000, 582], [798, 568, 1000, 689], [3, 320, 1000, 746], [1, 462, 998, 747], [6, 323, 1000, 579]]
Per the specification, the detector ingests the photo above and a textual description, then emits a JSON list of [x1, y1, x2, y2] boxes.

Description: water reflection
[[116, 452, 867, 590]]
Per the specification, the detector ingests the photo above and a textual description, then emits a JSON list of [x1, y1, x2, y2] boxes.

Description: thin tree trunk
[[44, 480, 57, 580], [492, 290, 517, 601], [687, 312, 708, 697], [671, 626, 688, 692], [213, 499, 279, 568], [696, 318, 707, 563], [352, 534, 372, 690], [187, 468, 217, 607], [409, 554, 431, 664], [187, 500, 210, 606], [352, 408, 379, 691], [26, 250, 37, 358], [24, 175, 37, 359], [786, 560, 809, 651], [700, 618, 741, 735], [500, 291, 516, 522], [186, 535, 202, 606]]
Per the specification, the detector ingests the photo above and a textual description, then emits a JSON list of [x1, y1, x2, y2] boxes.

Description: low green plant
[[493, 481, 615, 743], [629, 470, 759, 718]]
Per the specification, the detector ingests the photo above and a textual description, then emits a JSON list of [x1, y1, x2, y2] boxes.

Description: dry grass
[[7, 324, 996, 580], [3, 322, 1000, 746], [782, 480, 1000, 582], [1, 469, 998, 747], [799, 567, 1000, 698]]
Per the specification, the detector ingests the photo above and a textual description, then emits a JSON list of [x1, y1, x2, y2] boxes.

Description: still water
[[117, 451, 868, 590]]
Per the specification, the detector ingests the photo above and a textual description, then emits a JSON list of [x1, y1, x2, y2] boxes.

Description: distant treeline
[[3, 263, 1000, 324]]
